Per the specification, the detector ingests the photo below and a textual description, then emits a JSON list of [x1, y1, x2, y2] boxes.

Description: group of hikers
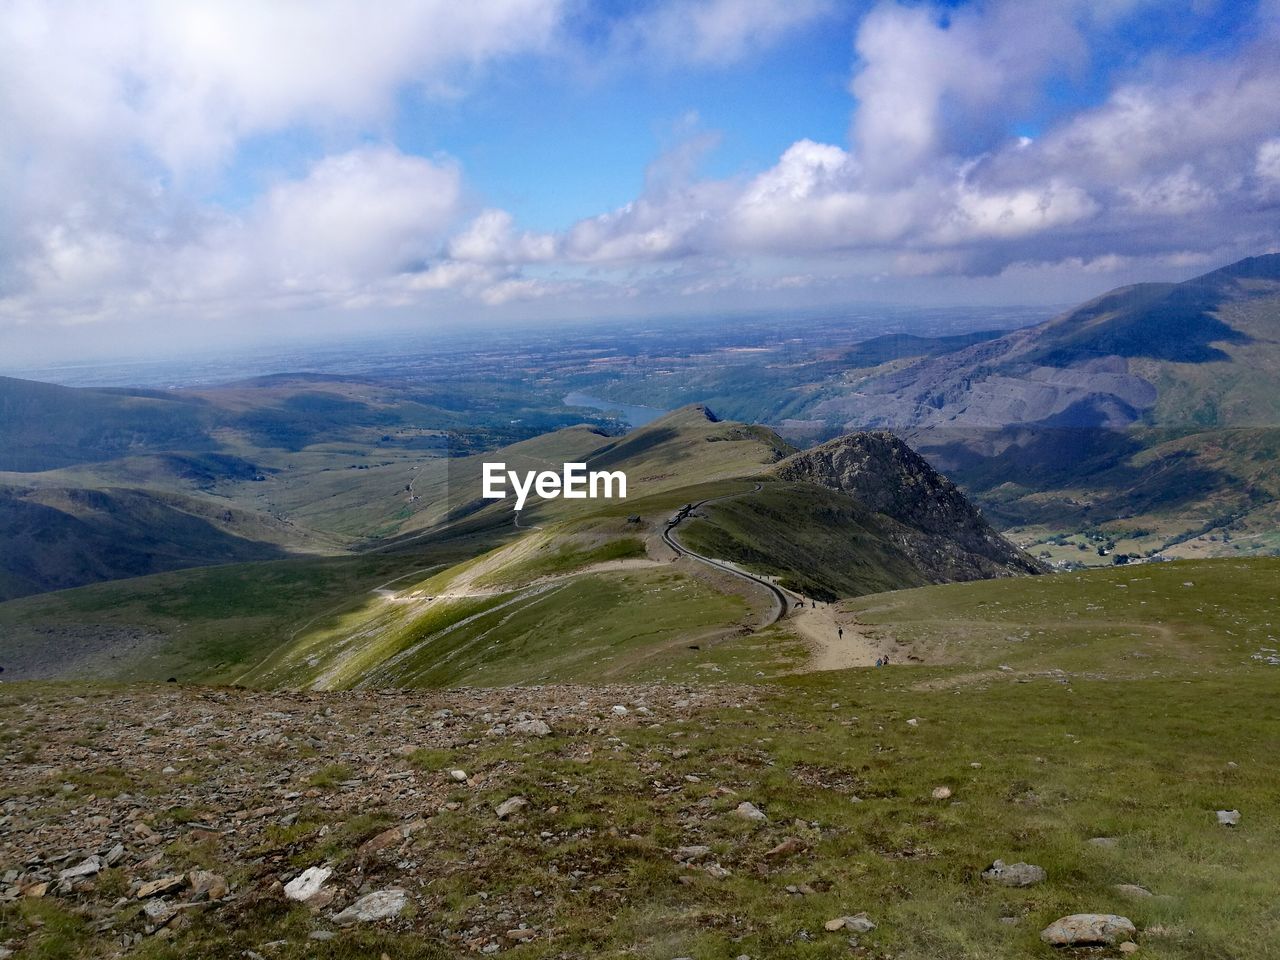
[[829, 616, 890, 670], [788, 593, 890, 670]]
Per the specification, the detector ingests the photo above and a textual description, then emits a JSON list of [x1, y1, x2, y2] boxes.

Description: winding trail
[[662, 484, 896, 670], [661, 485, 787, 628]]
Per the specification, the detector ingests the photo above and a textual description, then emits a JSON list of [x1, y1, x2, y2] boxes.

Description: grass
[[4, 559, 1280, 957], [845, 556, 1280, 674], [351, 568, 753, 688], [680, 480, 931, 600], [0, 549, 477, 683]]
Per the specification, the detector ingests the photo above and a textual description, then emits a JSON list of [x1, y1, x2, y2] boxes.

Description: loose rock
[[764, 837, 804, 859], [496, 796, 528, 819], [332, 887, 407, 925], [136, 875, 185, 899], [734, 801, 767, 822], [981, 859, 1046, 887], [1114, 884, 1153, 898], [1040, 914, 1136, 947], [674, 845, 711, 863], [824, 913, 876, 933], [59, 856, 103, 881], [187, 870, 229, 901], [509, 718, 552, 737], [283, 866, 332, 903]]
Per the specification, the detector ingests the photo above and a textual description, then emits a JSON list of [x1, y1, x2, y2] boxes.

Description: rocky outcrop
[[774, 431, 1045, 581], [1040, 914, 1136, 947]]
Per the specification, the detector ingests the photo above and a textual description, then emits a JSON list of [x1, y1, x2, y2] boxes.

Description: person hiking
[[838, 627, 844, 640]]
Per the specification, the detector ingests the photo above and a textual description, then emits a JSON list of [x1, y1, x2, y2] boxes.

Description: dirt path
[[660, 486, 909, 672], [784, 600, 895, 671]]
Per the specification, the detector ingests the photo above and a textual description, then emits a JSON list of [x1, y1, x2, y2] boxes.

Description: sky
[[2, 0, 1279, 362]]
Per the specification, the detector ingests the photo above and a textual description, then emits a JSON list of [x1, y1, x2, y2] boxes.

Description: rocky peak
[[775, 431, 1044, 576]]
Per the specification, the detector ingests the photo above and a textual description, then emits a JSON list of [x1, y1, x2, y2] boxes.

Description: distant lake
[[562, 391, 667, 428]]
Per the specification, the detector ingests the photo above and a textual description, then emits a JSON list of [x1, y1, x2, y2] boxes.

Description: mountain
[[807, 254, 1280, 436], [785, 254, 1280, 564], [678, 430, 1043, 601], [773, 431, 1043, 578], [0, 405, 1040, 683], [0, 373, 630, 600], [0, 376, 216, 472]]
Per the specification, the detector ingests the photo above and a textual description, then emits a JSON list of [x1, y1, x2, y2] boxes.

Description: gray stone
[[674, 845, 711, 862], [58, 856, 102, 880], [734, 801, 767, 822], [332, 887, 407, 924], [283, 866, 331, 903], [495, 796, 528, 819], [825, 913, 876, 933], [1114, 884, 1153, 898], [981, 859, 1047, 887], [142, 898, 177, 925], [1040, 914, 1136, 947], [509, 718, 552, 737], [1216, 809, 1240, 826]]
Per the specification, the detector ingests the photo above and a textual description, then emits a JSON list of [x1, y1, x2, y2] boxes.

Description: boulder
[[764, 837, 804, 859], [1113, 884, 1153, 898], [136, 875, 185, 899], [734, 801, 767, 822], [283, 866, 332, 903], [332, 887, 407, 925], [825, 913, 876, 933], [674, 845, 711, 863], [187, 870, 229, 901], [981, 859, 1046, 887], [1040, 914, 1136, 947], [509, 718, 552, 737], [495, 796, 528, 819], [59, 856, 103, 881]]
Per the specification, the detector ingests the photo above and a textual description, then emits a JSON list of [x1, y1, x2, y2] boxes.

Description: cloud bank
[[2, 0, 1278, 347]]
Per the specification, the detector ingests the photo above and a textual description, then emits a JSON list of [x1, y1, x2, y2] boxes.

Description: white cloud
[[1256, 139, 1280, 184], [253, 148, 461, 288], [2, 0, 1279, 339], [1, 0, 566, 174], [448, 210, 558, 265]]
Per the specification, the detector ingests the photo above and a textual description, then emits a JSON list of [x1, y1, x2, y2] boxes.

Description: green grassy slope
[[846, 556, 1280, 674], [0, 377, 215, 472], [251, 567, 751, 690], [4, 558, 1279, 958], [679, 481, 931, 600], [0, 550, 479, 682]]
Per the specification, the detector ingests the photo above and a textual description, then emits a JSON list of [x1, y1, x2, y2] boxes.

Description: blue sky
[[1, 0, 1279, 359]]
